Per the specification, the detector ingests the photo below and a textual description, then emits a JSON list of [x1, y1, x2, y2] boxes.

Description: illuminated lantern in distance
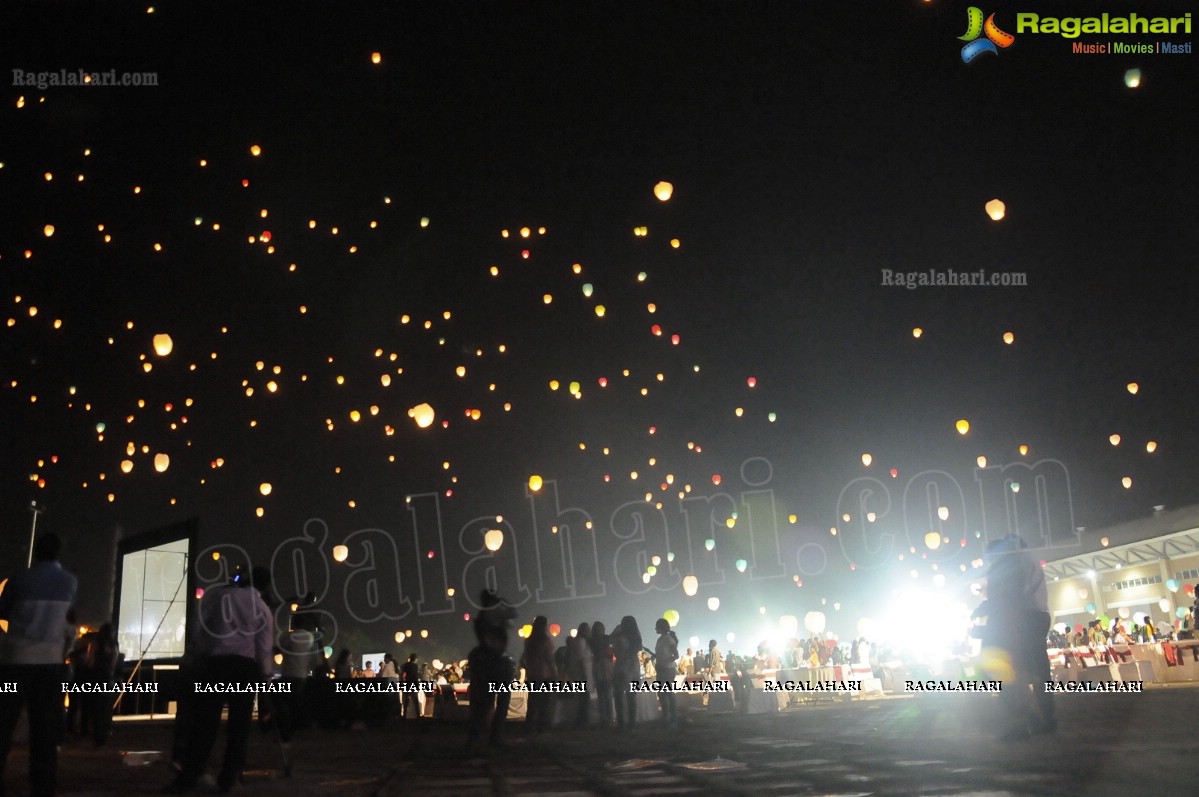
[[925, 531, 941, 550], [707, 597, 720, 611], [484, 529, 504, 552], [1109, 434, 1121, 446], [803, 611, 826, 634], [653, 181, 673, 201], [861, 453, 872, 467], [956, 419, 970, 435], [152, 334, 173, 357], [528, 474, 544, 492], [1003, 331, 1014, 345], [985, 198, 1006, 221], [332, 545, 349, 562], [682, 575, 698, 596], [153, 453, 170, 473], [662, 609, 680, 626], [1127, 382, 1139, 395], [259, 482, 272, 496], [1124, 69, 1141, 88]]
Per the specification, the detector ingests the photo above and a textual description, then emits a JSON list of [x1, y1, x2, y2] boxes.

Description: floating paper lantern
[[1085, 603, 1096, 614], [704, 538, 716, 552], [332, 544, 349, 562], [420, 217, 430, 228], [484, 529, 504, 552], [1010, 482, 1021, 493], [711, 474, 721, 485], [120, 460, 133, 474], [735, 559, 748, 573], [1100, 536, 1110, 547], [259, 482, 272, 496], [653, 181, 673, 201], [1124, 69, 1141, 88], [803, 611, 826, 634], [250, 144, 262, 157], [371, 51, 382, 64], [747, 377, 757, 388], [1109, 434, 1121, 446], [153, 453, 170, 473], [976, 455, 987, 468], [662, 609, 679, 626], [1002, 331, 1014, 345], [924, 531, 941, 550], [1167, 578, 1180, 593], [938, 506, 949, 521], [43, 224, 55, 237], [861, 453, 872, 467], [1160, 599, 1172, 612], [1018, 445, 1029, 456], [956, 419, 970, 435], [1146, 441, 1157, 453], [152, 333, 173, 357], [528, 474, 544, 492], [985, 198, 1005, 221], [549, 624, 561, 637], [682, 575, 699, 596], [1126, 382, 1139, 395], [408, 403, 435, 428], [912, 327, 922, 339], [707, 597, 720, 611], [1121, 476, 1132, 489]]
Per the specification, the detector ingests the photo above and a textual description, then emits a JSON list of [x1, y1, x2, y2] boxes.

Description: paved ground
[[7, 684, 1199, 796]]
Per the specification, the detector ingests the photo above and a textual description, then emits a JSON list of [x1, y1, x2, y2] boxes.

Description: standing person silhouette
[[520, 616, 556, 735], [610, 616, 643, 730], [977, 535, 1056, 740], [465, 589, 516, 749], [0, 533, 78, 797], [653, 619, 679, 726]]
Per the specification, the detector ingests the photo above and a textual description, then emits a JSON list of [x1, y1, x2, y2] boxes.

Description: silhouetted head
[[33, 533, 63, 562]]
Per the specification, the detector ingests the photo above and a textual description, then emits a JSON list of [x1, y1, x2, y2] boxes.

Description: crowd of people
[[4, 532, 1199, 794]]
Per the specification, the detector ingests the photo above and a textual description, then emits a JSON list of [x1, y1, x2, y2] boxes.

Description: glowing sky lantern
[[711, 474, 721, 485], [250, 144, 262, 157], [746, 376, 757, 388], [662, 609, 680, 626], [43, 224, 55, 237], [371, 51, 382, 64], [938, 506, 950, 521], [924, 531, 941, 550], [332, 544, 349, 562], [407, 402, 435, 428], [1126, 382, 1139, 395], [653, 181, 674, 201], [803, 611, 826, 634], [528, 474, 544, 492], [153, 453, 170, 473], [1121, 476, 1132, 489], [704, 538, 716, 552], [707, 597, 720, 611], [1018, 444, 1029, 456], [1109, 434, 1121, 446], [549, 623, 561, 637], [985, 198, 1006, 221], [976, 455, 987, 468], [956, 419, 970, 435], [735, 559, 748, 572], [259, 482, 272, 496], [1100, 536, 1110, 547], [420, 217, 430, 228], [912, 327, 922, 339], [682, 575, 699, 596], [1146, 441, 1158, 453], [519, 624, 533, 639], [120, 459, 133, 474], [1003, 331, 1015, 345], [483, 529, 504, 552], [594, 305, 606, 317], [1124, 68, 1142, 88], [152, 333, 173, 357], [861, 453, 872, 467]]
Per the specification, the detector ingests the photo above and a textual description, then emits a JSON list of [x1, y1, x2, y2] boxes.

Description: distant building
[[1044, 504, 1199, 628]]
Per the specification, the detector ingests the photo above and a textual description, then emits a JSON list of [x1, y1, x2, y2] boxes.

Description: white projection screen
[[114, 521, 195, 662]]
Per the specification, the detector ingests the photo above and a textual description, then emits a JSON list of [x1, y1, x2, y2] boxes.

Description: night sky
[[3, 0, 1197, 658]]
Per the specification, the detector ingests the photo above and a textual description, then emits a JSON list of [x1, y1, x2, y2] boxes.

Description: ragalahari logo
[[959, 7, 1015, 62]]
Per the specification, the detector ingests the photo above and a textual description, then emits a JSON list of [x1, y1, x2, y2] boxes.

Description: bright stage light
[[878, 589, 973, 667]]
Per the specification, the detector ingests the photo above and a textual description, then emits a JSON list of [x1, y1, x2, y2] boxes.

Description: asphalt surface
[[6, 684, 1198, 796]]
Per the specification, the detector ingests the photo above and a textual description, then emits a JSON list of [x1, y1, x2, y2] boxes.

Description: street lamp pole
[[27, 501, 44, 568]]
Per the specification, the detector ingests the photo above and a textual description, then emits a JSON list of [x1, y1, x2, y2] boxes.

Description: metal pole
[[27, 502, 44, 568]]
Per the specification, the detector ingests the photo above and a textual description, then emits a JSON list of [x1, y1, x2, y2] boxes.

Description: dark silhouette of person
[[976, 535, 1055, 739], [520, 616, 556, 734], [163, 566, 273, 793], [0, 533, 78, 797], [465, 589, 517, 749], [401, 654, 422, 720], [653, 618, 679, 726], [610, 616, 643, 730]]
